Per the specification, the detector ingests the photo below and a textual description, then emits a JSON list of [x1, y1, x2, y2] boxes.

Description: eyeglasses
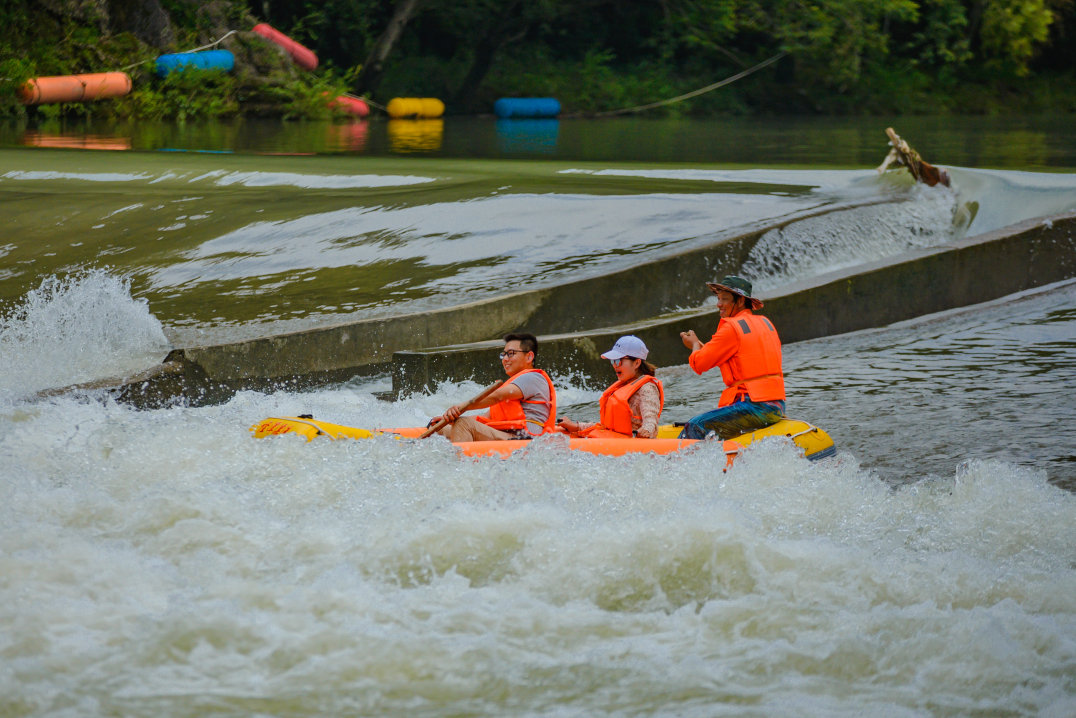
[[609, 357, 635, 367], [499, 349, 529, 359]]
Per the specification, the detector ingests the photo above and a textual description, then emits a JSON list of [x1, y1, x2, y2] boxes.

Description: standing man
[[432, 333, 558, 442], [678, 276, 785, 440]]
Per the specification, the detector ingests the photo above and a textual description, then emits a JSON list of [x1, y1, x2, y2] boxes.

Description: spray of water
[[742, 186, 958, 290], [0, 270, 170, 401], [1, 384, 1073, 716]]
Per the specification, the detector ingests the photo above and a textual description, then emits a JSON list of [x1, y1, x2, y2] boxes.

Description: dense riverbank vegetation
[[2, 0, 1075, 120]]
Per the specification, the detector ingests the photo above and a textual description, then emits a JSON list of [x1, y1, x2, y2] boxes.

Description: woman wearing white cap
[[558, 335, 664, 439]]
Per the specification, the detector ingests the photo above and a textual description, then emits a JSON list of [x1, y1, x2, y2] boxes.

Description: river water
[[2, 116, 1076, 716]]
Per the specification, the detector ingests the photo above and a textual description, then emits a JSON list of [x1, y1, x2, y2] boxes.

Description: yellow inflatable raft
[[250, 416, 836, 464]]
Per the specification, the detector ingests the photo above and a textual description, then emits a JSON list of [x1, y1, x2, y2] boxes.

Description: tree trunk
[[450, 0, 524, 109], [450, 31, 509, 108], [967, 0, 984, 53], [353, 0, 424, 95], [107, 0, 174, 48]]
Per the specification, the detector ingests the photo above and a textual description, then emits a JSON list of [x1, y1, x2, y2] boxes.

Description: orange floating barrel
[[18, 73, 132, 105], [386, 97, 445, 119], [23, 131, 131, 150], [252, 23, 318, 71]]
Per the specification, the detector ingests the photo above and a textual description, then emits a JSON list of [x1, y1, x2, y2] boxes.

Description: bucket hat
[[705, 275, 763, 310]]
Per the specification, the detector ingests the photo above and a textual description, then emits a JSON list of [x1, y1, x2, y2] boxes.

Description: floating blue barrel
[[494, 97, 561, 119], [496, 119, 559, 154], [155, 49, 236, 77]]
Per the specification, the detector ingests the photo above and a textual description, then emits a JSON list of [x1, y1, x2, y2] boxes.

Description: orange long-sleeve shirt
[[688, 308, 753, 376], [689, 308, 785, 405]]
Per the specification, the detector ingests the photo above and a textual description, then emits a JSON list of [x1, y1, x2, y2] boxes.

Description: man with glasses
[[432, 332, 558, 442]]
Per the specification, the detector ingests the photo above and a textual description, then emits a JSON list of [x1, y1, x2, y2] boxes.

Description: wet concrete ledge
[[391, 211, 1076, 395], [116, 199, 893, 406]]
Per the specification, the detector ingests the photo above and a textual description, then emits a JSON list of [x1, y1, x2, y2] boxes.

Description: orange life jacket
[[582, 375, 665, 438], [717, 310, 785, 406], [476, 368, 558, 436]]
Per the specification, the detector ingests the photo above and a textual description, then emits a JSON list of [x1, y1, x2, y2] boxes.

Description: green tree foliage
[[771, 0, 920, 87], [1, 0, 1073, 117], [257, 0, 379, 70], [116, 68, 239, 120], [905, 0, 973, 70], [979, 0, 1056, 74]]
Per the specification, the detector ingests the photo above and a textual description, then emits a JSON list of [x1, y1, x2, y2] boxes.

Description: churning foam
[[1, 380, 1074, 716], [0, 270, 170, 401]]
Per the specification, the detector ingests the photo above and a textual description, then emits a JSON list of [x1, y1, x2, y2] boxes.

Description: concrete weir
[[391, 211, 1076, 395], [114, 199, 885, 406], [110, 206, 1076, 407]]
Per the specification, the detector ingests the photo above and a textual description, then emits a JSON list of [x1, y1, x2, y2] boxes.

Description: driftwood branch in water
[[877, 127, 951, 187]]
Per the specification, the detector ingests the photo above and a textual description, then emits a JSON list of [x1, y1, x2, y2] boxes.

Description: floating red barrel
[[18, 73, 132, 105], [252, 23, 318, 71], [328, 95, 370, 117]]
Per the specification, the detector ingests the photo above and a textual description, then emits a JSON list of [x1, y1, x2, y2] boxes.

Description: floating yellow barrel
[[18, 73, 133, 105], [388, 119, 443, 152], [386, 97, 445, 119]]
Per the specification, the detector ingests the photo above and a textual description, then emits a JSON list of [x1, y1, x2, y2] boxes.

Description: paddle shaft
[[419, 380, 505, 438]]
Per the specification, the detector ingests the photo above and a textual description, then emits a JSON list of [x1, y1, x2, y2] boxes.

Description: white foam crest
[[948, 167, 1076, 236], [210, 171, 435, 189], [146, 192, 810, 293], [561, 167, 877, 193], [0, 270, 170, 401], [2, 387, 1074, 715], [2, 170, 154, 182]]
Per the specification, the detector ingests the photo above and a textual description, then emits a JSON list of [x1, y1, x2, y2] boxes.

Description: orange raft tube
[[385, 425, 700, 458], [250, 417, 837, 464], [252, 23, 318, 71], [18, 73, 132, 105]]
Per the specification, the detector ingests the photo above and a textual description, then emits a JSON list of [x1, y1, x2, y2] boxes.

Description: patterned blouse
[[629, 382, 662, 437]]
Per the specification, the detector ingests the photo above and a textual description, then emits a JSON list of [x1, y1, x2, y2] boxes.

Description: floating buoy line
[[12, 23, 784, 122], [15, 24, 372, 117]]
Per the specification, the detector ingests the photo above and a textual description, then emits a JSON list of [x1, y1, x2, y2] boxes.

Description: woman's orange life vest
[[582, 375, 664, 438], [476, 368, 558, 435], [717, 312, 785, 406]]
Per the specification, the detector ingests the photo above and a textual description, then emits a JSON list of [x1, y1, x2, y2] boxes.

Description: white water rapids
[[2, 155, 1075, 715], [2, 276, 1075, 717]]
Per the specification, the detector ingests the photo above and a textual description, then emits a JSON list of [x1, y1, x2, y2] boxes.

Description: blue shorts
[[678, 399, 786, 440]]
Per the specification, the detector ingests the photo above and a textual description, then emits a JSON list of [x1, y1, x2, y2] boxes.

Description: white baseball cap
[[601, 335, 649, 360]]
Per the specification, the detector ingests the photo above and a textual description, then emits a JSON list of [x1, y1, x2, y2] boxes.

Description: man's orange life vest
[[476, 368, 558, 436], [717, 311, 785, 406], [580, 375, 665, 438]]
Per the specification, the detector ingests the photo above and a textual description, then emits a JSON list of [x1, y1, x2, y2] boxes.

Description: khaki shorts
[[437, 416, 519, 442]]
